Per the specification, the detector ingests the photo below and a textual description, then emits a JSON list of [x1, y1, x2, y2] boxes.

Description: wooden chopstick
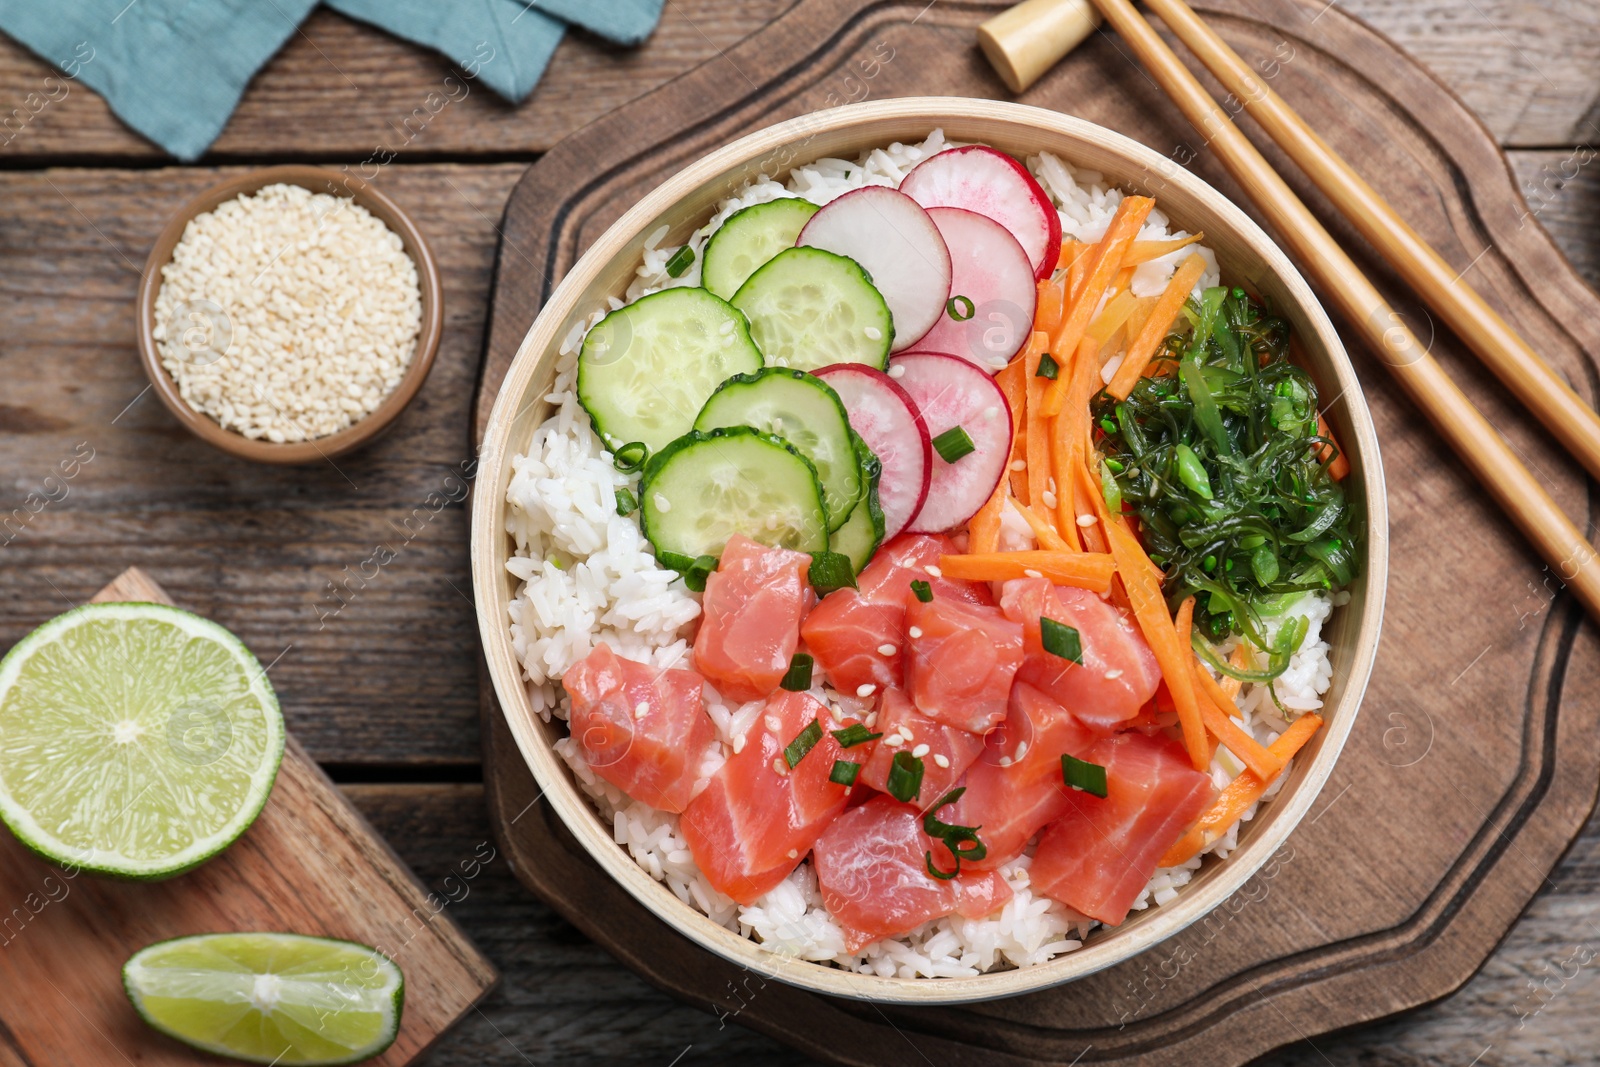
[[1086, 0, 1600, 617], [1139, 0, 1600, 485]]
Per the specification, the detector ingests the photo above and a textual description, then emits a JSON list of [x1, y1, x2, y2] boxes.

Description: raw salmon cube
[[903, 595, 1024, 734], [694, 534, 815, 704], [812, 796, 957, 951], [858, 688, 985, 805]]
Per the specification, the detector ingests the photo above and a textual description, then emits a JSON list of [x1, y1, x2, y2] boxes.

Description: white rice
[[504, 132, 1338, 978]]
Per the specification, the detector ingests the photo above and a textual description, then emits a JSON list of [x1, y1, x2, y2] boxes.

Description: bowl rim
[[471, 97, 1389, 1004], [135, 164, 444, 466]]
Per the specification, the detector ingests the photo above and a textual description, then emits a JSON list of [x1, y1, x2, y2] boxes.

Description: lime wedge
[[124, 932, 404, 1065], [0, 601, 284, 879]]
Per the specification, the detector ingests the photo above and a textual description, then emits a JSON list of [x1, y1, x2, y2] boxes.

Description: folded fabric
[[0, 0, 665, 160]]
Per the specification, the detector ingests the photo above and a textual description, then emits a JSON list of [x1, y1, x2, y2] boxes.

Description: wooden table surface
[[0, 2, 1595, 1063]]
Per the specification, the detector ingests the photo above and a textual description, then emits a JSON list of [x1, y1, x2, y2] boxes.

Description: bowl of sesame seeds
[[136, 165, 443, 464]]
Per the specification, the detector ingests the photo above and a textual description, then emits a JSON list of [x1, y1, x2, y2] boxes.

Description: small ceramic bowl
[[472, 98, 1388, 1004], [135, 165, 444, 465]]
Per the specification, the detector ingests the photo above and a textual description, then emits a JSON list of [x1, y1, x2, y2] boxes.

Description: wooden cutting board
[[472, 0, 1600, 1063], [0, 568, 496, 1065]]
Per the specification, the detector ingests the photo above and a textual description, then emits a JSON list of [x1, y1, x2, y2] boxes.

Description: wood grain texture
[[0, 568, 495, 1066], [0, 163, 525, 768], [0, 1, 1589, 159], [472, 0, 1600, 1063], [356, 783, 1600, 1066]]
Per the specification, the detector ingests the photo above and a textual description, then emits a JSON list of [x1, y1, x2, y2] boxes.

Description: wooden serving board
[[0, 568, 496, 1065], [473, 0, 1600, 1063]]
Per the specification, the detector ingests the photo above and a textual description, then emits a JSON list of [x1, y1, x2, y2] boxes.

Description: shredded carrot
[[1035, 277, 1066, 334], [1073, 456, 1110, 555], [1159, 713, 1324, 867], [1087, 290, 1142, 347], [1053, 336, 1102, 539], [1123, 294, 1158, 341], [1044, 196, 1155, 416], [1124, 233, 1203, 266], [938, 551, 1116, 593], [1009, 496, 1072, 551], [1105, 252, 1207, 401], [1317, 413, 1351, 481], [1057, 238, 1088, 272], [1218, 644, 1249, 701], [1025, 343, 1051, 511], [1106, 531, 1208, 771], [996, 352, 1030, 501], [1113, 264, 1136, 292], [1189, 655, 1283, 780], [967, 479, 1008, 555]]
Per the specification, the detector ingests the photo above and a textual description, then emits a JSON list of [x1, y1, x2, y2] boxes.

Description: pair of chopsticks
[[984, 0, 1600, 618]]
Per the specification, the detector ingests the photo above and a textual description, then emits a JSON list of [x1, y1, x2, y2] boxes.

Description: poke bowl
[[472, 98, 1387, 1003]]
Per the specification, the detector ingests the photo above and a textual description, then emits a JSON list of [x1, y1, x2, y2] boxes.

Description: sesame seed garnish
[[888, 364, 906, 378], [1105, 668, 1124, 679], [908, 626, 923, 639], [933, 753, 951, 768], [1015, 740, 1029, 759], [1024, 569, 1043, 578], [885, 733, 905, 747], [864, 326, 882, 340], [998, 755, 1013, 767], [912, 743, 930, 758], [1076, 514, 1098, 527], [856, 684, 877, 697], [654, 493, 671, 513], [788, 849, 799, 859], [924, 565, 942, 578], [772, 757, 787, 775], [1010, 459, 1026, 471], [877, 643, 896, 656], [634, 701, 649, 720], [764, 714, 782, 733], [1041, 490, 1058, 508], [898, 723, 914, 739]]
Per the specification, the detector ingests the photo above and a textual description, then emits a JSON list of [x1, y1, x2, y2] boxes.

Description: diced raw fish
[[903, 594, 1023, 734], [954, 867, 1014, 920], [858, 688, 985, 805], [680, 690, 851, 904], [694, 534, 815, 703], [1000, 577, 1160, 729], [812, 796, 958, 951], [562, 643, 715, 814], [1029, 731, 1214, 925]]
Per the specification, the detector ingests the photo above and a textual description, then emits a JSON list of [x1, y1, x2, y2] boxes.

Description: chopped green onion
[[829, 760, 862, 786], [613, 441, 649, 473], [946, 295, 975, 321], [931, 426, 976, 463], [780, 653, 814, 692], [910, 579, 933, 603], [664, 245, 695, 278], [926, 852, 959, 880], [615, 487, 639, 517], [1061, 753, 1108, 797], [1037, 352, 1060, 380], [830, 723, 882, 748], [680, 554, 719, 593], [1040, 617, 1084, 664], [1174, 443, 1214, 499], [808, 551, 857, 596], [885, 750, 924, 802], [922, 788, 986, 879], [784, 720, 823, 768]]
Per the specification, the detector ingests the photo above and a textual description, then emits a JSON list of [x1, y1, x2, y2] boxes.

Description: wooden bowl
[[471, 98, 1388, 1003], [135, 165, 444, 465]]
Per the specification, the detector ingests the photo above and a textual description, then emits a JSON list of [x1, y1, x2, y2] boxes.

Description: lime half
[[0, 601, 284, 879], [124, 932, 404, 1065]]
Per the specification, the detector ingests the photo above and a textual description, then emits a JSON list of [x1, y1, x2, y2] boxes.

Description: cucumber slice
[[830, 432, 886, 573], [576, 287, 763, 453], [640, 426, 829, 569], [702, 198, 819, 301], [694, 368, 861, 532], [730, 247, 894, 372]]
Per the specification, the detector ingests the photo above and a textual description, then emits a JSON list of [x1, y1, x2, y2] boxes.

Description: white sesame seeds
[[898, 723, 914, 739], [654, 493, 671, 513], [998, 755, 1014, 767], [787, 849, 799, 859], [772, 757, 787, 775], [912, 743, 930, 758], [924, 565, 943, 578], [633, 701, 649, 720], [888, 364, 906, 378], [877, 643, 897, 656], [885, 733, 905, 747], [1105, 668, 1124, 679], [856, 684, 877, 697], [1024, 568, 1043, 579], [153, 183, 422, 444], [1015, 740, 1029, 759], [764, 714, 782, 733], [933, 753, 950, 769], [908, 626, 923, 639], [864, 326, 882, 340], [1076, 514, 1098, 527], [1010, 459, 1026, 471], [1041, 490, 1058, 508]]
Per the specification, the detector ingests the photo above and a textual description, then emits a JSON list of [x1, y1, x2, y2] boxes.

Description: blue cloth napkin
[[0, 0, 665, 160]]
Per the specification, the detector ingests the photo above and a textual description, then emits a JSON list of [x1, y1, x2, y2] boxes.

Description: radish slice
[[813, 364, 932, 538], [799, 187, 952, 352], [917, 207, 1038, 373], [890, 352, 1011, 533], [899, 145, 1063, 281]]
